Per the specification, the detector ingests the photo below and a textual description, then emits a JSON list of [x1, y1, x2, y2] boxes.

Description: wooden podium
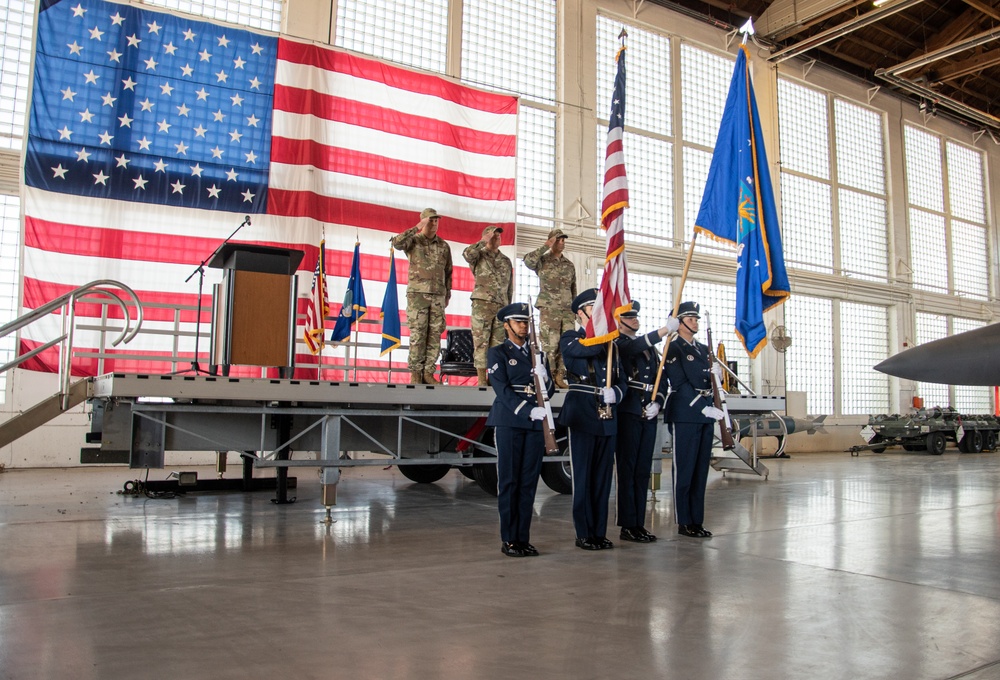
[[209, 244, 304, 376]]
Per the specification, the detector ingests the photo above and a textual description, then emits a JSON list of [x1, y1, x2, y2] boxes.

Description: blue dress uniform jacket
[[663, 335, 715, 527], [558, 328, 628, 435], [614, 330, 666, 531], [617, 330, 667, 415], [486, 339, 555, 429], [486, 339, 554, 545], [663, 336, 715, 423], [558, 328, 628, 541]]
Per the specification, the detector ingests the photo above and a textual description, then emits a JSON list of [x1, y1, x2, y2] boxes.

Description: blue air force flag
[[330, 242, 367, 343], [694, 45, 790, 358]]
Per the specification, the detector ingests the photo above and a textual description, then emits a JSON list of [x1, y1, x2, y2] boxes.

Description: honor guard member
[[523, 228, 577, 389], [614, 302, 679, 543], [662, 301, 725, 538], [463, 225, 513, 386], [559, 288, 628, 550], [486, 302, 555, 557], [392, 208, 453, 385]]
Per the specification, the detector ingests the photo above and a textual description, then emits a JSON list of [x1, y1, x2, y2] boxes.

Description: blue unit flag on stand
[[380, 249, 401, 355], [330, 242, 367, 343], [694, 45, 790, 358]]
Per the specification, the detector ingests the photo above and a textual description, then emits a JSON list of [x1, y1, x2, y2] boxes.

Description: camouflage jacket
[[392, 226, 453, 297], [463, 242, 513, 306], [523, 245, 577, 310]]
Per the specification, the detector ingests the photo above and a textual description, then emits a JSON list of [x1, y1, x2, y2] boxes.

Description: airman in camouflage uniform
[[392, 208, 453, 384], [463, 225, 513, 385], [523, 227, 577, 388]]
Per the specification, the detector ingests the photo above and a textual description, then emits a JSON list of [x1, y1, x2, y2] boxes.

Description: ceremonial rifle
[[527, 297, 560, 454], [704, 311, 735, 451]]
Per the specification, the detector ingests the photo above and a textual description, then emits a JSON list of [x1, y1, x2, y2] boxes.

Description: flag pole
[[652, 231, 699, 397], [352, 324, 359, 382], [387, 351, 393, 384]]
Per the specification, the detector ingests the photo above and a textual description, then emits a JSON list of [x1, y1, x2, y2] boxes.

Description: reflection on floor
[[1, 451, 999, 680]]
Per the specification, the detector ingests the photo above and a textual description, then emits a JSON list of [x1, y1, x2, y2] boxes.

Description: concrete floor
[[1, 451, 999, 680]]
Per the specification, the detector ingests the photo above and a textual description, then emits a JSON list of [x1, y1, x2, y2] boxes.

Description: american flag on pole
[[23, 0, 518, 378], [583, 39, 631, 347], [302, 239, 328, 355]]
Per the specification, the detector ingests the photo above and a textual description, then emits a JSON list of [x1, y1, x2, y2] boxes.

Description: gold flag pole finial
[[739, 18, 755, 45]]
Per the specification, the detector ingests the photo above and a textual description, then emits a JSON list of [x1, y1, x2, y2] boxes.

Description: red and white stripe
[[584, 122, 631, 346]]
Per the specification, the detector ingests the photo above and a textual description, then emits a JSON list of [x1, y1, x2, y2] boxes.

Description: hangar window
[[840, 302, 890, 415], [336, 0, 448, 73], [626, 273, 673, 327], [784, 295, 833, 414], [777, 80, 889, 282], [914, 313, 949, 409], [680, 43, 736, 256], [0, 195, 18, 402], [904, 127, 989, 300], [464, 0, 556, 228], [0, 0, 34, 148], [146, 0, 281, 31], [514, 260, 541, 305], [595, 16, 673, 246], [683, 280, 744, 381]]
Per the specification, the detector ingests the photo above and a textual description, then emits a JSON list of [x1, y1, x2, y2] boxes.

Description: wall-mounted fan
[[770, 325, 792, 353]]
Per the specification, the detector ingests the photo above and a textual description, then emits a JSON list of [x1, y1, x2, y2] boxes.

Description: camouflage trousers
[[406, 292, 447, 371], [470, 299, 505, 369], [539, 308, 576, 378]]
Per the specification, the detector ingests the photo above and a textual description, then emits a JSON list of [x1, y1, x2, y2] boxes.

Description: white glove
[[529, 406, 547, 421], [601, 386, 617, 404], [532, 353, 548, 379], [662, 316, 679, 334], [711, 362, 723, 383], [643, 402, 660, 420], [701, 405, 726, 421]]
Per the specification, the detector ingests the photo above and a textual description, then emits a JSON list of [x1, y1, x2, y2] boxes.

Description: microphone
[[245, 215, 251, 226]]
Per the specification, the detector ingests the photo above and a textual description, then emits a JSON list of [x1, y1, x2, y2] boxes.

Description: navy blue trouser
[[495, 427, 544, 543], [569, 429, 617, 539], [616, 411, 657, 528], [670, 421, 714, 526]]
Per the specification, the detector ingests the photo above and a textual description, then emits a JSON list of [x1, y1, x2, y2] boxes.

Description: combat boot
[[423, 370, 441, 385], [410, 370, 424, 384], [477, 368, 490, 386]]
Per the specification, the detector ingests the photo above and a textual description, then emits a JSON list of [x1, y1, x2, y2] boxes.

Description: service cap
[[571, 288, 598, 314], [677, 301, 701, 319], [497, 302, 531, 322], [619, 300, 640, 318]]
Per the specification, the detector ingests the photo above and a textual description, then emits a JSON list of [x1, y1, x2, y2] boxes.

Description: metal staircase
[[0, 280, 142, 448]]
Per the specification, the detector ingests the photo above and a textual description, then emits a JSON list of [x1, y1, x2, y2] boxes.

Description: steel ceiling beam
[[880, 25, 1000, 74], [769, 0, 926, 63]]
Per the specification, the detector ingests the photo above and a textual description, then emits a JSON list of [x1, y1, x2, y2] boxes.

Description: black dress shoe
[[620, 527, 651, 543], [693, 525, 713, 537], [575, 537, 601, 551], [596, 537, 614, 549], [517, 542, 539, 556], [678, 524, 705, 537], [638, 527, 658, 542], [501, 542, 525, 557]]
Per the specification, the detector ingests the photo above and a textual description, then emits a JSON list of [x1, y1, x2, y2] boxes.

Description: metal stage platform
[[87, 373, 785, 508]]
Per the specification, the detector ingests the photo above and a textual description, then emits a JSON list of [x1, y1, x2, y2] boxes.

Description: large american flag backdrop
[[23, 0, 518, 380]]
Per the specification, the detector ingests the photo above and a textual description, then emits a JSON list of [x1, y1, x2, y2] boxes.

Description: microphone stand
[[174, 215, 252, 375]]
